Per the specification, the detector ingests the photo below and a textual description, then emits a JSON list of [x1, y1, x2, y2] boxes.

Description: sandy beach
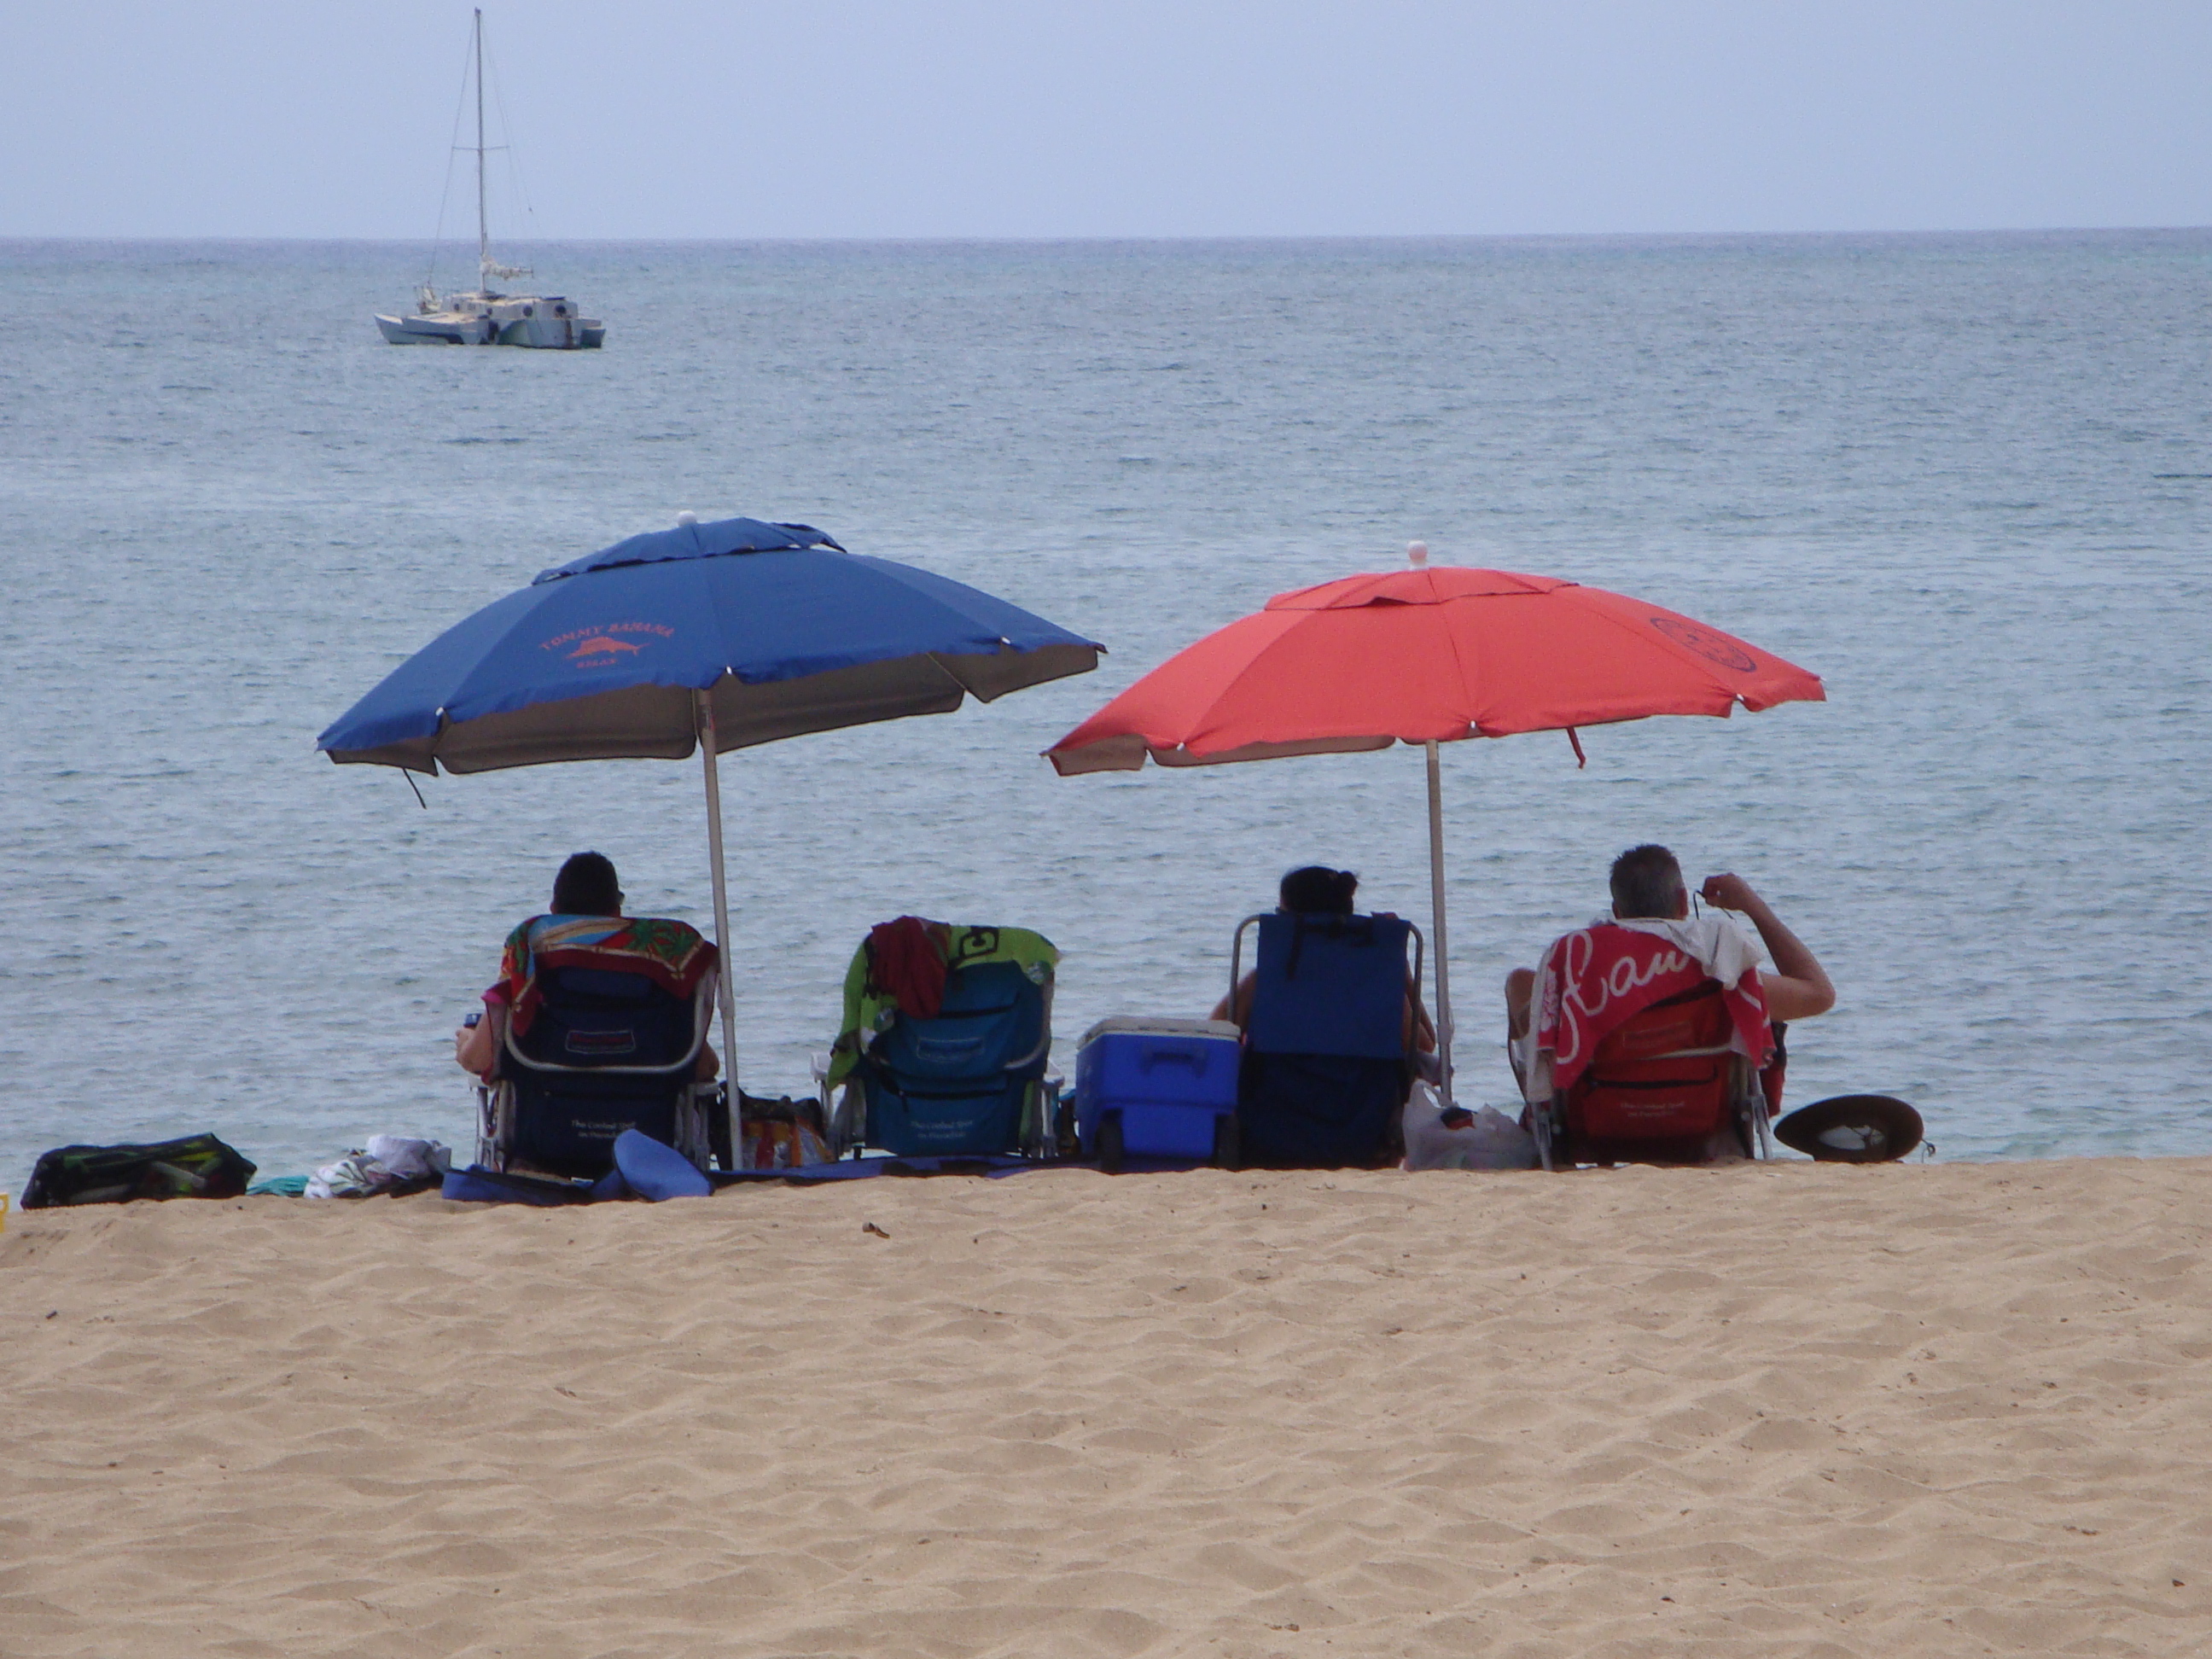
[[4, 1157, 2209, 1657]]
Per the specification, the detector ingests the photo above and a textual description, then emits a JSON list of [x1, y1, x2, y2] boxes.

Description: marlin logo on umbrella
[[571, 636, 643, 662], [538, 621, 678, 666]]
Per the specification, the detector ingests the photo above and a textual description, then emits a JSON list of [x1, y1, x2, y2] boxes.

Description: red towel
[[866, 916, 948, 1019], [1533, 922, 1771, 1094]]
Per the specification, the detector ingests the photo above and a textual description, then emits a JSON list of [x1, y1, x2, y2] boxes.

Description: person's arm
[[1210, 971, 1256, 1029], [1699, 873, 1835, 1022], [1406, 972, 1436, 1053], [454, 1002, 503, 1078]]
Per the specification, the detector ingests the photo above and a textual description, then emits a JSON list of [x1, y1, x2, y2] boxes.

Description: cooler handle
[[1138, 1042, 1209, 1074]]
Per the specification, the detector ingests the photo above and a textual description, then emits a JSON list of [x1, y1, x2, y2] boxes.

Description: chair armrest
[[1229, 914, 1266, 1013], [1002, 981, 1055, 1071]]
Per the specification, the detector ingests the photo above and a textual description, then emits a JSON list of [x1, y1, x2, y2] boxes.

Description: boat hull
[[375, 313, 495, 345], [375, 302, 603, 349], [491, 312, 604, 349]]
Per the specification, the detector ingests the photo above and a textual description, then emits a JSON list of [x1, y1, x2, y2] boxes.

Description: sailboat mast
[[474, 8, 489, 291]]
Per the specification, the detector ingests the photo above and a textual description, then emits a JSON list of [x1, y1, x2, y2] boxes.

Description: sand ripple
[[4, 1159, 2210, 1656]]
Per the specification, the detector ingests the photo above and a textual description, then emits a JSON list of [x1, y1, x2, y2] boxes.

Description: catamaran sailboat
[[375, 10, 603, 349]]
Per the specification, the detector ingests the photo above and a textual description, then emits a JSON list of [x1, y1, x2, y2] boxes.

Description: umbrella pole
[[1424, 739, 1456, 1109], [695, 690, 743, 1158]]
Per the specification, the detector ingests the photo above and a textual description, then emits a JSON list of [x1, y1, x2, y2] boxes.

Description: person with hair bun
[[1275, 864, 1360, 916], [1212, 866, 1436, 1052]]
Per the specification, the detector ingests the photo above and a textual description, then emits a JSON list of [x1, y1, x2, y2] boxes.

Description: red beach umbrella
[[1045, 546, 1825, 1107]]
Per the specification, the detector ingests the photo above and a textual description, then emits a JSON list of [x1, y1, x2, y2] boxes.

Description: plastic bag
[[1400, 1081, 1538, 1171], [741, 1119, 832, 1169], [738, 1093, 833, 1168]]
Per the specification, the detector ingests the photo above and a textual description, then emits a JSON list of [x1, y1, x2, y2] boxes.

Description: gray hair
[[1609, 844, 1686, 919]]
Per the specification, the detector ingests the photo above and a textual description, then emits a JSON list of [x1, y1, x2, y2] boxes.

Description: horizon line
[[3, 224, 2210, 248]]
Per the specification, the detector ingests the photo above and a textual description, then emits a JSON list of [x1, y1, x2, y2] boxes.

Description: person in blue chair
[[453, 851, 719, 1082], [1215, 865, 1436, 1168], [1212, 866, 1436, 1052]]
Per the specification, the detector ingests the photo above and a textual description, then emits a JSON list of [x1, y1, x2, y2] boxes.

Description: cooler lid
[[1080, 1016, 1241, 1047]]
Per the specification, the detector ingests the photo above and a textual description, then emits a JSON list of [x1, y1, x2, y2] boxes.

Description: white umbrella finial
[[1407, 540, 1429, 567], [677, 510, 700, 527]]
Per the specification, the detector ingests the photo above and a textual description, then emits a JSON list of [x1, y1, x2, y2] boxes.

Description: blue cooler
[[1076, 1017, 1243, 1167]]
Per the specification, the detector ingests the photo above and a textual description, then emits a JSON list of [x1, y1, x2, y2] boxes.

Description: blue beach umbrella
[[318, 513, 1103, 1111]]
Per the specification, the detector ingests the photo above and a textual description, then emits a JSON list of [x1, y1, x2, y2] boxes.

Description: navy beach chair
[[1231, 911, 1425, 1168], [480, 960, 724, 1179]]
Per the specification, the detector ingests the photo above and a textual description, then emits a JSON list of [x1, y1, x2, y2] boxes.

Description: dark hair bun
[[1279, 864, 1359, 915]]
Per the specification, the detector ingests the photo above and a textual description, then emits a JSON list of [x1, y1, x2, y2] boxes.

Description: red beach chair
[[1534, 981, 1773, 1166], [1518, 921, 1780, 1168]]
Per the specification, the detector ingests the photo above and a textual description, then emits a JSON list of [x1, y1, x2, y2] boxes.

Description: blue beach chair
[[1231, 911, 1424, 1168], [851, 952, 1057, 1158], [480, 960, 724, 1179]]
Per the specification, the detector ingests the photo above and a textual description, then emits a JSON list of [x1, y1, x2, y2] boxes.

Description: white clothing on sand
[[306, 1138, 451, 1198]]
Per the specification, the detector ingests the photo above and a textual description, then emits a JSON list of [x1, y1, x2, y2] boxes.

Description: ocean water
[[2, 231, 2207, 1187]]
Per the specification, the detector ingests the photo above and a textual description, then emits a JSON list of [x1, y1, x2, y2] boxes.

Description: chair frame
[[475, 967, 723, 1174], [1227, 911, 1428, 1169], [821, 970, 1059, 1159], [1229, 911, 1425, 1026], [1526, 1024, 1777, 1171]]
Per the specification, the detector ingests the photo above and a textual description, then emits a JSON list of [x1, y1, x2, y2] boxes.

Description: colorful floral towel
[[497, 914, 718, 1037]]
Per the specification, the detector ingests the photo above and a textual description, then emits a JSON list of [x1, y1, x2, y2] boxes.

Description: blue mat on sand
[[713, 1154, 1040, 1184], [439, 1141, 1200, 1202], [711, 1153, 1202, 1184], [614, 1128, 713, 1200], [440, 1165, 628, 1205]]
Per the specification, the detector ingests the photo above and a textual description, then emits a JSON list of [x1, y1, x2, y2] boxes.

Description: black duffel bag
[[22, 1132, 257, 1208]]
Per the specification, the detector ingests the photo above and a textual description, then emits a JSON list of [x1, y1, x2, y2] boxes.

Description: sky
[[4, 0, 2209, 239]]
